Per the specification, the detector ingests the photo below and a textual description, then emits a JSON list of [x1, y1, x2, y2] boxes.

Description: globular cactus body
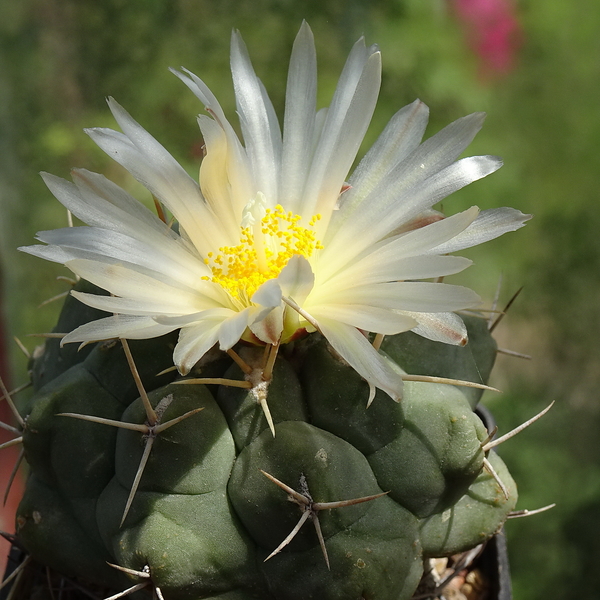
[[15, 282, 517, 600]]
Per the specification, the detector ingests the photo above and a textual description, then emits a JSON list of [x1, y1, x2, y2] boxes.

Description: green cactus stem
[[11, 284, 521, 600]]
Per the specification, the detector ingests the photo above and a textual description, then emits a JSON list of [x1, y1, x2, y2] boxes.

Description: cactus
[[3, 21, 540, 600], [7, 279, 518, 600]]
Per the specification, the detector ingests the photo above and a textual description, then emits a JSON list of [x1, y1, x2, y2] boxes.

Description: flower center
[[203, 204, 322, 301]]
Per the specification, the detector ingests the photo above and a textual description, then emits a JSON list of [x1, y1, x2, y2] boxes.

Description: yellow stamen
[[202, 204, 322, 300]]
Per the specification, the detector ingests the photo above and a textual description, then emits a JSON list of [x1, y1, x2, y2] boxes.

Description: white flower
[[21, 22, 529, 401]]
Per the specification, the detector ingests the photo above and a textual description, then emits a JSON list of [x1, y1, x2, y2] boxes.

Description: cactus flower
[[21, 22, 529, 401]]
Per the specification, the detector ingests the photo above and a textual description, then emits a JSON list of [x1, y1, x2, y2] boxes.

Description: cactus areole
[[14, 22, 529, 600]]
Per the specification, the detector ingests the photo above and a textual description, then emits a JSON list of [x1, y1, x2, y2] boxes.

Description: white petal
[[174, 321, 223, 375], [71, 291, 198, 317], [277, 255, 315, 304], [41, 171, 179, 246], [172, 66, 255, 216], [71, 169, 185, 241], [313, 282, 481, 312], [403, 311, 468, 345], [327, 112, 487, 242], [196, 116, 245, 238], [49, 243, 222, 305], [37, 226, 209, 287], [316, 206, 469, 283], [320, 255, 472, 291], [84, 127, 213, 253], [169, 67, 228, 123], [323, 156, 502, 265], [19, 244, 73, 264], [61, 315, 175, 345], [311, 304, 417, 334], [154, 307, 233, 327], [42, 171, 208, 280], [376, 206, 479, 255], [230, 30, 281, 204], [427, 207, 531, 255], [86, 99, 227, 254], [299, 39, 382, 221], [316, 317, 404, 401], [250, 306, 284, 344], [169, 307, 245, 373], [378, 112, 487, 200], [335, 100, 429, 219], [64, 259, 224, 309], [251, 279, 282, 307], [280, 21, 317, 214], [376, 155, 501, 238], [218, 308, 253, 350]]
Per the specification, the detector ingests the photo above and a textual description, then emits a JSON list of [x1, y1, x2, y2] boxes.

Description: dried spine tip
[[0, 374, 25, 428], [174, 378, 252, 389], [0, 554, 32, 592], [0, 420, 21, 436], [104, 582, 150, 600], [281, 296, 321, 332], [372, 333, 385, 351], [400, 374, 499, 393], [0, 436, 23, 451], [107, 563, 151, 578], [262, 342, 280, 383], [121, 338, 157, 425], [227, 348, 254, 374], [55, 275, 78, 285], [38, 290, 69, 308], [13, 336, 31, 359], [3, 447, 24, 505], [489, 286, 523, 333], [496, 347, 532, 359], [483, 457, 509, 500], [488, 274, 504, 328], [483, 402, 554, 452], [26, 332, 67, 339], [156, 365, 178, 376], [507, 504, 556, 519], [106, 564, 166, 600]]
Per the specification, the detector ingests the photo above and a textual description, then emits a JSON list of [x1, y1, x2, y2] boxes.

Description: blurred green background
[[1, 0, 599, 597]]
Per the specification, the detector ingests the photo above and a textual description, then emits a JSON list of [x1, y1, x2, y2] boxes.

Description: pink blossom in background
[[451, 0, 523, 78]]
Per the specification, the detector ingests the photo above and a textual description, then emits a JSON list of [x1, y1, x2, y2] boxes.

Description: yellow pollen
[[202, 205, 323, 300]]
